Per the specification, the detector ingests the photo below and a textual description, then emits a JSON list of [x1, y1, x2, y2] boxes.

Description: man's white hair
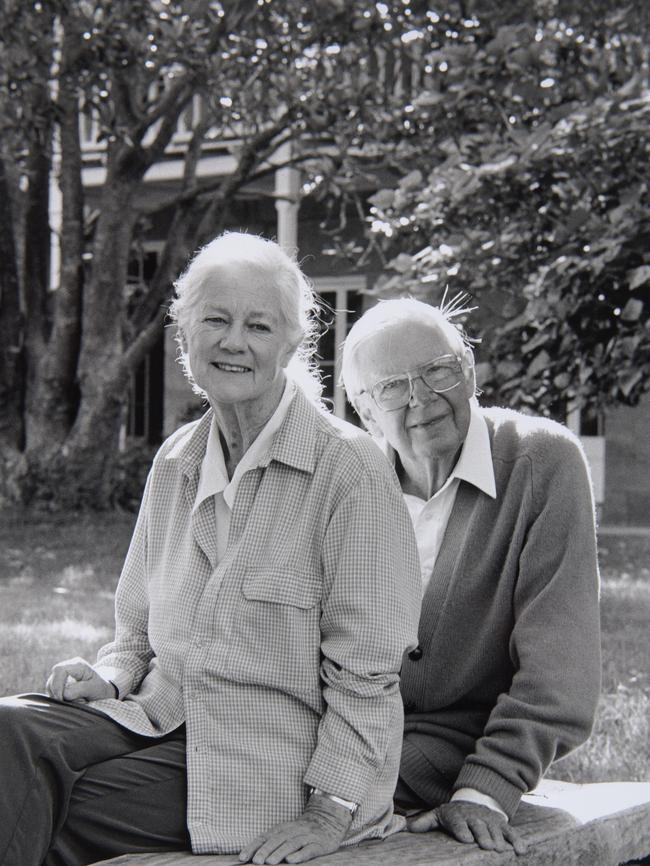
[[341, 297, 471, 409]]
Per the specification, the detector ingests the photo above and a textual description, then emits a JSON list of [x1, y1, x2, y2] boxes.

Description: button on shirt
[[400, 405, 505, 817]]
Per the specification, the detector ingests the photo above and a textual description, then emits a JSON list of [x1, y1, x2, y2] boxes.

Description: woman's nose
[[219, 323, 246, 351]]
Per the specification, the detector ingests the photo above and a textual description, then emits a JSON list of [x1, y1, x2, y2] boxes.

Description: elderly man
[[341, 298, 601, 854]]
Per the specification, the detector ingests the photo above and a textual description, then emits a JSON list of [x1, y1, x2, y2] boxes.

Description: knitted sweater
[[399, 406, 601, 818]]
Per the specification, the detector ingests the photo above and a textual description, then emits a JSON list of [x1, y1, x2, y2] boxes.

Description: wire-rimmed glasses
[[370, 354, 463, 411]]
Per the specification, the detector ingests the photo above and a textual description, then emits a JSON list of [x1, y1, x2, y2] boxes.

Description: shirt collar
[[166, 380, 322, 486], [194, 378, 296, 512], [452, 404, 496, 499], [380, 403, 496, 502], [263, 386, 320, 474]]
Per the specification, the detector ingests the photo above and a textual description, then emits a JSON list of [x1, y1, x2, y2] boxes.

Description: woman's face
[[182, 263, 297, 409]]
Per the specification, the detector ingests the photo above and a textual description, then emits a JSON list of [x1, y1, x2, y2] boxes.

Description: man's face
[[355, 319, 473, 468]]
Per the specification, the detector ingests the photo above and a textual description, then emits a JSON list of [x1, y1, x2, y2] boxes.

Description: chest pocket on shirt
[[225, 568, 322, 696], [243, 567, 321, 608]]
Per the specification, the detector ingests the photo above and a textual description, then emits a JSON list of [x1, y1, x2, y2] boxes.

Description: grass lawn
[[0, 509, 135, 695], [0, 509, 648, 784], [548, 531, 650, 784]]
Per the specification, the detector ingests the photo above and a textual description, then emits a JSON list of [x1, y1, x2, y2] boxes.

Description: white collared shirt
[[193, 379, 295, 564], [403, 405, 496, 590]]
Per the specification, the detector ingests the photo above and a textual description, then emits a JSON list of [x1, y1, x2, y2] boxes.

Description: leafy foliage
[[0, 0, 439, 504], [354, 1, 650, 418]]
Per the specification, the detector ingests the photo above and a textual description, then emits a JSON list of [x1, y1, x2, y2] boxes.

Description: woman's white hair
[[168, 232, 324, 405], [341, 297, 472, 410]]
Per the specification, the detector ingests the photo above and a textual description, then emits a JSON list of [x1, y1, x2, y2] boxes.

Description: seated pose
[[341, 298, 601, 854], [0, 234, 421, 866]]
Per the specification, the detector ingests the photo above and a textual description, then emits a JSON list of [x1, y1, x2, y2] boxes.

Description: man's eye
[[381, 378, 406, 393], [425, 362, 457, 378]]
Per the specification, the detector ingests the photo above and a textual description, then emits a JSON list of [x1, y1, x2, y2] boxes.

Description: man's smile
[[408, 413, 448, 430]]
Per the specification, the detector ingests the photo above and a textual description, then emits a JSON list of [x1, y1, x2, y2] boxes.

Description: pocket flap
[[242, 568, 321, 609]]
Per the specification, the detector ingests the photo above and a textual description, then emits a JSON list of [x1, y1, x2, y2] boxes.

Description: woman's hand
[[239, 793, 353, 865], [407, 801, 527, 855], [45, 656, 116, 703]]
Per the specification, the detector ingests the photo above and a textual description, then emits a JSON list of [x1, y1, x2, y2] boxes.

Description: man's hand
[[407, 801, 527, 855], [46, 657, 116, 703], [239, 793, 353, 865]]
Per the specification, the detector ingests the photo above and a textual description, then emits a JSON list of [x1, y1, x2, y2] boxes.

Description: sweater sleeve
[[453, 429, 601, 817], [303, 458, 422, 805]]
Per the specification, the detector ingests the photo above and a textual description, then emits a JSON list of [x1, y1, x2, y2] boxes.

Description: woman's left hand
[[239, 793, 353, 865], [45, 656, 116, 702]]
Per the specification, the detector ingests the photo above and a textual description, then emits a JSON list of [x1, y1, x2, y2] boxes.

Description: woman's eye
[[204, 316, 227, 325], [250, 322, 271, 332]]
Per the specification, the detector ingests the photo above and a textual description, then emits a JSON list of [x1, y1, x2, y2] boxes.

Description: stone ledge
[[92, 780, 650, 866]]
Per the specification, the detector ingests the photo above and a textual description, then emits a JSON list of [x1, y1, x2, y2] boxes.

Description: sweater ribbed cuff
[[453, 763, 525, 819], [400, 737, 452, 807]]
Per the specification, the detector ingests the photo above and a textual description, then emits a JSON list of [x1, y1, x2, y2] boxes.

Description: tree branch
[[119, 306, 168, 383]]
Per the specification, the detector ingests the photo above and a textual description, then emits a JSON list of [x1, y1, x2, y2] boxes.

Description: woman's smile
[[212, 361, 252, 374]]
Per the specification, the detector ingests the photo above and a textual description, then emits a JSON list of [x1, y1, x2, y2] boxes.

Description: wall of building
[[601, 391, 650, 527]]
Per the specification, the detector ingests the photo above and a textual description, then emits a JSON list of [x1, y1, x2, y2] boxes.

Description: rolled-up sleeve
[[303, 461, 421, 804]]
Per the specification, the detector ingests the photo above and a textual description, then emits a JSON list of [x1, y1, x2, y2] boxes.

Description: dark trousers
[[0, 694, 189, 866]]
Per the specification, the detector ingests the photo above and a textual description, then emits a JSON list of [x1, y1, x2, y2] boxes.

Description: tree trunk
[[18, 393, 126, 509], [0, 156, 25, 451], [0, 156, 27, 505], [25, 70, 85, 451], [22, 137, 53, 450]]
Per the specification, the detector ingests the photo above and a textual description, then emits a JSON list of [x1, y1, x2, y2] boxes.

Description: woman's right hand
[[46, 656, 116, 702]]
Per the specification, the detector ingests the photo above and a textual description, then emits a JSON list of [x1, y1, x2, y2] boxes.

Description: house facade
[[73, 111, 650, 528]]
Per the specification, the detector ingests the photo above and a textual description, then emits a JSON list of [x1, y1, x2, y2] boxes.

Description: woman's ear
[[280, 334, 302, 369]]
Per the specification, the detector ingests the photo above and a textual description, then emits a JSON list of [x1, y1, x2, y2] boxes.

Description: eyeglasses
[[369, 354, 463, 411]]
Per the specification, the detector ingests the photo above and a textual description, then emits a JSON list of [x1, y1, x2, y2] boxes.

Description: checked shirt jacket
[[89, 388, 422, 854]]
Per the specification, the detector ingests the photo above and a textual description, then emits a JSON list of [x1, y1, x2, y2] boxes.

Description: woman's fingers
[[45, 657, 111, 702], [46, 657, 87, 700]]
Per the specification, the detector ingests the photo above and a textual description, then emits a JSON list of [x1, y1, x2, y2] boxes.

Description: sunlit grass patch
[[1, 511, 649, 785], [6, 619, 111, 643], [0, 509, 133, 696], [0, 618, 114, 697], [550, 688, 650, 783], [547, 532, 650, 784]]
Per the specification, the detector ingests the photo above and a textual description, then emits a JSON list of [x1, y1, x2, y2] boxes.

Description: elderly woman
[[341, 298, 600, 855], [0, 234, 421, 866]]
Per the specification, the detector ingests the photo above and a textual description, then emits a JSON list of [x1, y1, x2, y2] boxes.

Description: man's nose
[[220, 323, 246, 351], [408, 375, 435, 407]]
